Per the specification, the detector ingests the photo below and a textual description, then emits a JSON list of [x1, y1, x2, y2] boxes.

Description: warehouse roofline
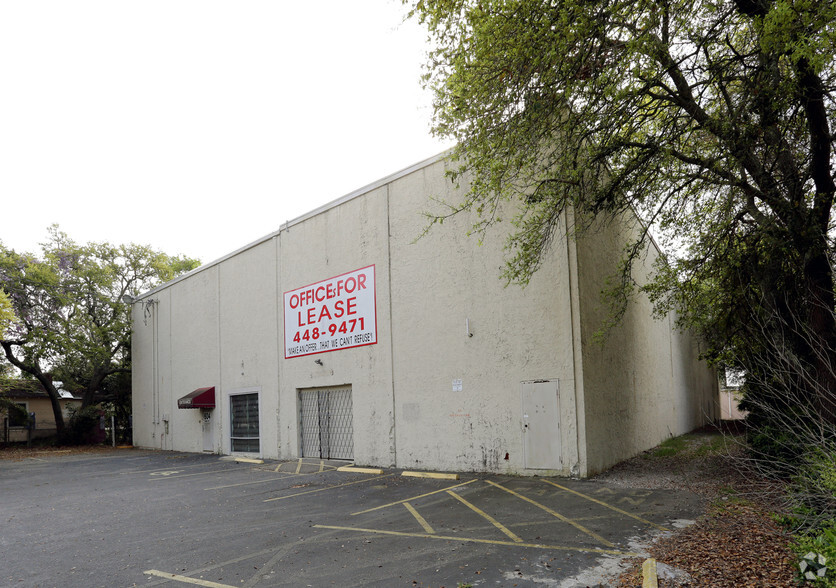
[[135, 150, 450, 302]]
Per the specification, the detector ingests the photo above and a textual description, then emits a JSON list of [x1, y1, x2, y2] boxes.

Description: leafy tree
[[98, 369, 132, 444], [407, 0, 836, 424], [0, 289, 13, 337], [0, 226, 199, 436], [0, 290, 15, 383]]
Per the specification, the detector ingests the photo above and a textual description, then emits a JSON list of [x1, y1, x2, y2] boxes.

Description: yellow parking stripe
[[312, 525, 637, 557], [446, 490, 523, 543], [404, 502, 435, 534], [486, 480, 615, 548], [541, 480, 669, 531], [351, 479, 477, 515], [294, 459, 303, 474], [264, 474, 395, 501], [144, 569, 234, 587]]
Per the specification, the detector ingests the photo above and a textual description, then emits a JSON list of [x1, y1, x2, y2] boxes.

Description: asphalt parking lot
[[0, 449, 702, 587]]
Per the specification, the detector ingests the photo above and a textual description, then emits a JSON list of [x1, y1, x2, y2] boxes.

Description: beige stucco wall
[[216, 239, 280, 457], [131, 156, 577, 472], [133, 241, 282, 457], [167, 267, 221, 453], [131, 154, 715, 476], [132, 271, 220, 453], [386, 163, 578, 474], [573, 211, 718, 476], [276, 184, 396, 466], [131, 290, 160, 449]]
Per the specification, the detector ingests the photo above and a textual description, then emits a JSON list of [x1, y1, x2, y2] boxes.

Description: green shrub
[[780, 447, 836, 586], [746, 422, 807, 470], [59, 405, 102, 445], [0, 397, 30, 429], [790, 448, 836, 529], [794, 522, 836, 586]]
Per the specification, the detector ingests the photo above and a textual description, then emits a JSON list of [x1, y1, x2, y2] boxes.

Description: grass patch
[[693, 434, 731, 456], [649, 428, 742, 459], [653, 435, 690, 457]]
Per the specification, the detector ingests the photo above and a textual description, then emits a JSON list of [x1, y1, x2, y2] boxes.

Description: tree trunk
[[81, 370, 107, 409], [43, 381, 66, 435], [0, 341, 66, 434], [798, 56, 836, 424], [803, 248, 836, 425]]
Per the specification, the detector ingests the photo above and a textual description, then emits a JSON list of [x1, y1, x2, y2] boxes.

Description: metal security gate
[[299, 386, 354, 460]]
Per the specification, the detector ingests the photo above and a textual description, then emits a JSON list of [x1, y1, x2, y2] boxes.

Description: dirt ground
[[593, 426, 798, 587], [0, 443, 123, 461]]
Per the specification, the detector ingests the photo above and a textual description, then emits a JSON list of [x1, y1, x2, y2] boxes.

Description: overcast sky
[[0, 1, 451, 264]]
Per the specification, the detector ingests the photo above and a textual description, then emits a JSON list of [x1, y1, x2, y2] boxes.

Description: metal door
[[521, 380, 561, 469], [201, 410, 214, 453], [299, 386, 354, 460]]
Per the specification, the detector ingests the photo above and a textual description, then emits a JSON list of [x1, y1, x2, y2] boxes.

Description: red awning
[[178, 387, 215, 409]]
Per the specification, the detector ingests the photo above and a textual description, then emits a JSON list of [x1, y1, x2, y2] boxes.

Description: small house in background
[[130, 154, 719, 477], [0, 380, 81, 443], [719, 368, 747, 421]]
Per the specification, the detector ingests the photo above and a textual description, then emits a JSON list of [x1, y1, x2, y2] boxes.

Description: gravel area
[[593, 426, 747, 491], [593, 426, 799, 587], [0, 443, 123, 460]]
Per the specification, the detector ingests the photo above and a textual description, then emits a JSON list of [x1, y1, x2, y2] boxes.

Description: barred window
[[230, 393, 259, 453]]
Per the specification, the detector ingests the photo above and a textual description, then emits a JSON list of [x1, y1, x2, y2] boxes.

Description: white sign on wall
[[284, 265, 377, 359]]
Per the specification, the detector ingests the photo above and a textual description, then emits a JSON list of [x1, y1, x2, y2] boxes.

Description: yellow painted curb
[[233, 457, 264, 464], [337, 466, 384, 474], [642, 558, 658, 588], [401, 471, 460, 480]]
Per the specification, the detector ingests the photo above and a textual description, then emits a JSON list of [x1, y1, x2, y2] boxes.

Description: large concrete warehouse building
[[131, 153, 718, 477]]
